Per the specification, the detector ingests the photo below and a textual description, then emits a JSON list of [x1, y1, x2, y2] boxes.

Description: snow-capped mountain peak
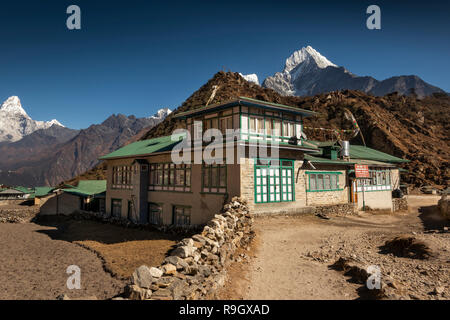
[[0, 96, 29, 117], [0, 96, 64, 143], [150, 108, 172, 120], [283, 46, 336, 73], [239, 73, 260, 85]]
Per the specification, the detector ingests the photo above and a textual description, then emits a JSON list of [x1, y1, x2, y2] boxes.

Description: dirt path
[[219, 195, 449, 300], [0, 223, 125, 300]]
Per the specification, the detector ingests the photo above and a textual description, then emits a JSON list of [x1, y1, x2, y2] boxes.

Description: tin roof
[[174, 96, 317, 119]]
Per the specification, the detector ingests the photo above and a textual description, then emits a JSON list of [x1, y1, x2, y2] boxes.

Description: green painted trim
[[254, 158, 295, 204], [306, 189, 344, 193], [306, 171, 343, 175]]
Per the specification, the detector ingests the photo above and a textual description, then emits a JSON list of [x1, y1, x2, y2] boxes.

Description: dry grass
[[37, 217, 183, 280]]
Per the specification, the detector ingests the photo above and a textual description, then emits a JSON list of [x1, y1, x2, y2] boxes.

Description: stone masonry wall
[[392, 197, 408, 212], [125, 197, 254, 300], [0, 206, 40, 223]]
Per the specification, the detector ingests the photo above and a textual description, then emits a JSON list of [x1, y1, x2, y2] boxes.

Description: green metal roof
[[34, 187, 54, 197], [99, 133, 186, 160], [348, 145, 408, 163], [63, 180, 106, 197], [174, 96, 317, 119], [14, 186, 33, 194], [309, 141, 408, 164]]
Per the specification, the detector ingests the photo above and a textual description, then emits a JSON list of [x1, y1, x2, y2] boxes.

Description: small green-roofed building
[[34, 187, 54, 197], [63, 180, 106, 197]]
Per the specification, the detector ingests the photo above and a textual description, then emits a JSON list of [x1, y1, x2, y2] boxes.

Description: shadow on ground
[[34, 215, 182, 244], [418, 205, 449, 232]]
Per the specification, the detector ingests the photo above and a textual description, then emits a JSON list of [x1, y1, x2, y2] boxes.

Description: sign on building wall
[[355, 164, 370, 178]]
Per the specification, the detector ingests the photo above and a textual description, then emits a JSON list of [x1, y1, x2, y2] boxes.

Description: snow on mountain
[[262, 46, 445, 98], [0, 96, 64, 143], [239, 73, 260, 85], [149, 107, 172, 120]]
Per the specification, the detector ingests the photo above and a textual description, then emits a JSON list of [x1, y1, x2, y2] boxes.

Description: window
[[111, 199, 122, 218], [112, 166, 133, 189], [220, 116, 233, 134], [149, 163, 191, 192], [254, 159, 294, 203], [265, 119, 273, 135], [148, 203, 163, 225], [356, 169, 391, 192], [202, 163, 226, 193], [283, 122, 295, 138], [307, 172, 341, 192], [173, 206, 191, 226]]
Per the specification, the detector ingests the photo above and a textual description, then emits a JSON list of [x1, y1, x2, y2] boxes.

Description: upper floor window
[[202, 163, 227, 193], [149, 163, 191, 192], [112, 166, 133, 189]]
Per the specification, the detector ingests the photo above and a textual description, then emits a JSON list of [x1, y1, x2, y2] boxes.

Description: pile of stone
[[0, 207, 40, 223], [392, 198, 408, 212], [314, 203, 357, 217], [125, 197, 254, 300]]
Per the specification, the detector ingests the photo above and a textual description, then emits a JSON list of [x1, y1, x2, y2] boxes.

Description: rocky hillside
[[140, 71, 449, 188]]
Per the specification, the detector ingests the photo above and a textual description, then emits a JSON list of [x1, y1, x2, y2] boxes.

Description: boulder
[[162, 263, 177, 275], [131, 265, 154, 289], [149, 267, 163, 278]]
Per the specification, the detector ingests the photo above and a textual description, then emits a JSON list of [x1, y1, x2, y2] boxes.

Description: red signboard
[[355, 164, 370, 178]]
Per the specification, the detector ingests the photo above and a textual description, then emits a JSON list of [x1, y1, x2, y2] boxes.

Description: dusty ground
[[0, 223, 124, 300], [0, 217, 181, 299], [37, 217, 182, 279], [218, 195, 449, 300]]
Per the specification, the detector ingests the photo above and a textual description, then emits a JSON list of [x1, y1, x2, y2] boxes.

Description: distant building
[[0, 186, 34, 200], [39, 180, 106, 215], [99, 97, 408, 226]]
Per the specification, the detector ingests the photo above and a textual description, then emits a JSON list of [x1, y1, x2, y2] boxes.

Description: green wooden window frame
[[239, 108, 304, 145], [202, 163, 227, 193], [254, 159, 295, 203], [356, 169, 392, 192], [306, 172, 342, 192]]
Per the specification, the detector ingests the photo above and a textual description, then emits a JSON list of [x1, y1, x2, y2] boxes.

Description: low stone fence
[[314, 203, 357, 216], [125, 197, 254, 300], [438, 194, 449, 219], [392, 198, 408, 212], [0, 206, 40, 223]]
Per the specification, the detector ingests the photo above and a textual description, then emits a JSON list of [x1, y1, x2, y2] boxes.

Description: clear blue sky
[[0, 0, 449, 129]]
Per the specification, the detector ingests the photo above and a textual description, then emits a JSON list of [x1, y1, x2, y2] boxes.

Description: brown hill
[[75, 71, 450, 188]]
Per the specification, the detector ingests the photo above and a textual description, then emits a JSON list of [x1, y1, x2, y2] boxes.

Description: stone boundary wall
[[0, 206, 40, 223], [392, 198, 408, 212], [125, 197, 254, 300], [313, 203, 357, 216]]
